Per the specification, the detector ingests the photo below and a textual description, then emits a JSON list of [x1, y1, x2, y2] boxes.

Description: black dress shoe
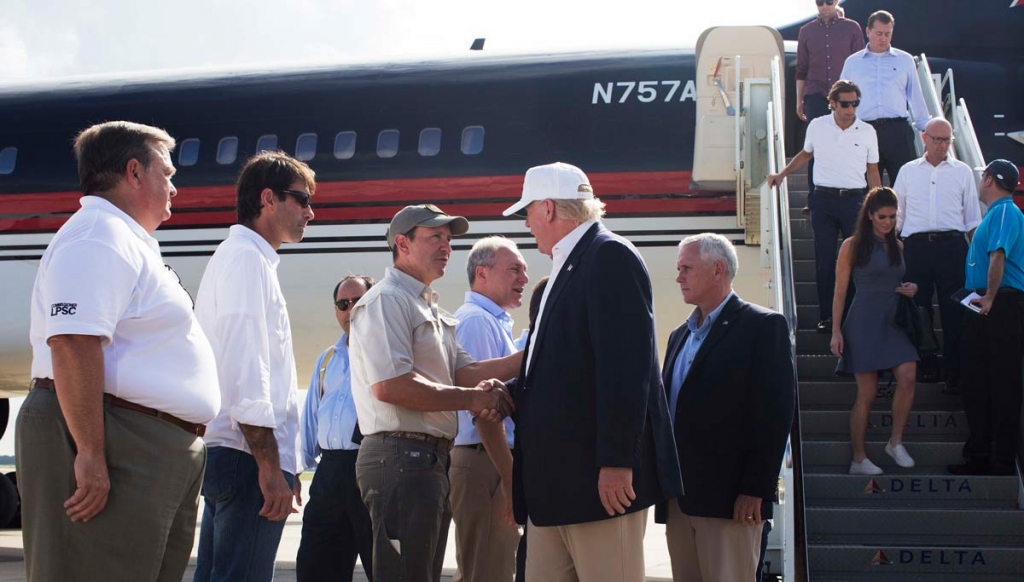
[[816, 319, 832, 334], [948, 459, 992, 475]]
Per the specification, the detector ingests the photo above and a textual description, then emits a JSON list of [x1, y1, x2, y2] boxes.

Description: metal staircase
[[787, 170, 1024, 580]]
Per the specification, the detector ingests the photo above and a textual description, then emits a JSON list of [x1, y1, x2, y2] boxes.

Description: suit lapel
[[680, 295, 743, 391], [525, 223, 603, 381]]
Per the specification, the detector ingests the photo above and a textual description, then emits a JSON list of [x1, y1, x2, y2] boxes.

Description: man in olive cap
[[348, 204, 523, 582]]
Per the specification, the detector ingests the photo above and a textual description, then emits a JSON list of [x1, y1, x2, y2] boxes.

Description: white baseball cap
[[502, 162, 595, 217]]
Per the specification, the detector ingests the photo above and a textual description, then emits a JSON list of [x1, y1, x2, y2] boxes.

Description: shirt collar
[[828, 113, 865, 132], [686, 291, 735, 335], [80, 195, 157, 248], [863, 46, 895, 57], [989, 196, 1015, 210], [552, 220, 598, 266], [229, 224, 280, 268], [817, 14, 838, 25], [386, 266, 432, 303], [464, 291, 510, 319]]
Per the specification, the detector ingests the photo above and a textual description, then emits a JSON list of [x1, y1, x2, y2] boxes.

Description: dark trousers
[[356, 434, 452, 582], [869, 120, 917, 185], [960, 289, 1024, 464], [297, 449, 373, 582], [802, 93, 831, 197], [904, 235, 968, 375], [810, 189, 864, 320]]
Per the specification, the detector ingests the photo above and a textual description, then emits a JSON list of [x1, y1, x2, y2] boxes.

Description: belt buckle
[[927, 233, 938, 242]]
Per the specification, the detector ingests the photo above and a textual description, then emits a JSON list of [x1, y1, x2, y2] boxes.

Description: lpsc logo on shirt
[[50, 302, 77, 316]]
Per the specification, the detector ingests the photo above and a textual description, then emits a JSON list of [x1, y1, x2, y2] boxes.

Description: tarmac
[[0, 500, 675, 581]]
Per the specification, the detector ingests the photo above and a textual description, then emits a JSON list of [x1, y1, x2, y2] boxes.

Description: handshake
[[470, 378, 515, 423]]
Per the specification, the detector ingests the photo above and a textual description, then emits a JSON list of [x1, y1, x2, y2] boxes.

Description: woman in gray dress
[[830, 187, 919, 475]]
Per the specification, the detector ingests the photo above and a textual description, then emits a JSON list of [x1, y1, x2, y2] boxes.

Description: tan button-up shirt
[[349, 267, 474, 439]]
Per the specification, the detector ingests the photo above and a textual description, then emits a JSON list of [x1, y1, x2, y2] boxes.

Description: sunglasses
[[277, 189, 311, 208], [815, 0, 835, 5], [335, 296, 363, 311], [836, 99, 861, 108]]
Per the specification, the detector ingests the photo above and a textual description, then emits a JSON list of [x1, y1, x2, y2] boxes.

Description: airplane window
[[256, 134, 278, 153], [0, 147, 16, 175], [295, 133, 318, 162], [334, 131, 356, 160], [461, 126, 485, 155], [178, 138, 200, 167], [377, 130, 399, 158], [418, 128, 442, 156], [216, 137, 239, 165]]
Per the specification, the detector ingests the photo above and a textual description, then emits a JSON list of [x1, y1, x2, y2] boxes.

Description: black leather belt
[[455, 443, 487, 451], [865, 117, 908, 125], [907, 231, 964, 242], [816, 186, 867, 197], [376, 430, 453, 451], [31, 378, 206, 436]]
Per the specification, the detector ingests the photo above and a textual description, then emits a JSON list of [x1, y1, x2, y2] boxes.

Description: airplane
[[0, 0, 1021, 539]]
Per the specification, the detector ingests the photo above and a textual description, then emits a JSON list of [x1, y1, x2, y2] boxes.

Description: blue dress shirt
[[301, 333, 360, 470], [966, 197, 1024, 292], [840, 47, 930, 131], [669, 292, 735, 421], [454, 291, 517, 447]]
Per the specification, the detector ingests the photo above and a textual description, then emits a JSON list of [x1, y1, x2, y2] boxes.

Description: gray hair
[[466, 236, 522, 286], [679, 233, 738, 280], [553, 198, 606, 225]]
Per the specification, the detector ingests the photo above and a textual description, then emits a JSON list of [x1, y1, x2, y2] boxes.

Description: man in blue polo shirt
[[950, 160, 1023, 476]]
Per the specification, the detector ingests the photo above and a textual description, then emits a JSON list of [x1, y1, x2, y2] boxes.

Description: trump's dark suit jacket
[[511, 223, 683, 527], [655, 295, 795, 523]]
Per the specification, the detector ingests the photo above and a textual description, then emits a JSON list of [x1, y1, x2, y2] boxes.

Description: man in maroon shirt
[[795, 0, 863, 205]]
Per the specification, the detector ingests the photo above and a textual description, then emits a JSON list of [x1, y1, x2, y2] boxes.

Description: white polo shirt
[[893, 156, 982, 237], [195, 225, 302, 474], [804, 114, 879, 189], [29, 196, 221, 424]]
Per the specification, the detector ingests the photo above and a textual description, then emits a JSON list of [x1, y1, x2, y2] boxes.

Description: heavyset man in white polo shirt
[[348, 204, 522, 582], [18, 121, 221, 582], [769, 79, 881, 334], [193, 151, 316, 582]]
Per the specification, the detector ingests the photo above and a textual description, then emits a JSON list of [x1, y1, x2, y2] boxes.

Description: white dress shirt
[[195, 225, 302, 475], [30, 196, 221, 424], [894, 156, 982, 237], [803, 114, 879, 189], [526, 220, 597, 372]]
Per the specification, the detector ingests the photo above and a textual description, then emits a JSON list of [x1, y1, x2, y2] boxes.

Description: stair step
[[791, 218, 814, 240], [800, 410, 968, 439], [798, 382, 959, 410], [803, 473, 1018, 508], [802, 440, 968, 471], [808, 544, 1024, 581], [805, 508, 1024, 545]]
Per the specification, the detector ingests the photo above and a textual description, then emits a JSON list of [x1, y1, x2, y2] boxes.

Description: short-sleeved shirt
[[195, 225, 302, 474], [29, 196, 221, 424], [894, 156, 982, 237], [453, 291, 517, 447], [804, 114, 879, 189], [965, 196, 1024, 292], [349, 267, 475, 439]]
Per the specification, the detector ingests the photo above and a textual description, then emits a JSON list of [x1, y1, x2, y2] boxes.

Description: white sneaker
[[886, 441, 916, 468], [849, 457, 884, 475]]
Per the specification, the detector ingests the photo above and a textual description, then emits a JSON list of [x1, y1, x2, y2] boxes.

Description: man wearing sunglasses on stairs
[[769, 79, 880, 335]]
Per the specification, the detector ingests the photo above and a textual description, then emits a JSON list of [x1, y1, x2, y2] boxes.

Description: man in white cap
[[348, 204, 523, 582], [478, 163, 682, 581]]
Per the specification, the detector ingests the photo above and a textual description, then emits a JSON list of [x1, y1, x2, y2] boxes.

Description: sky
[[0, 0, 814, 457]]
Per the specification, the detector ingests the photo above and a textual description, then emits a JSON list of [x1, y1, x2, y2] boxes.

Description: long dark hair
[[852, 187, 901, 267]]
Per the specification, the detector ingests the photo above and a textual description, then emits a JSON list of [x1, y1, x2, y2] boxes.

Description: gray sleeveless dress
[[836, 238, 919, 374]]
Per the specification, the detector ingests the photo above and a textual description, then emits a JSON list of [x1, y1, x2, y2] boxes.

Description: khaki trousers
[[449, 445, 521, 582], [665, 502, 762, 582], [15, 387, 206, 582], [525, 509, 647, 582]]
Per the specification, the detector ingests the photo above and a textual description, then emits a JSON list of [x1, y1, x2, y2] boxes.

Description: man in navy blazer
[[479, 162, 683, 582], [656, 233, 795, 582]]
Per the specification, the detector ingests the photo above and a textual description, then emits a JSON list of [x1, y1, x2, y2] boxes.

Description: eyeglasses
[[277, 189, 311, 208], [815, 0, 835, 5], [926, 134, 955, 144], [836, 99, 861, 109], [335, 296, 363, 311]]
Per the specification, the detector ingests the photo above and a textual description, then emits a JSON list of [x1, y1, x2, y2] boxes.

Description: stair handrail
[[767, 54, 809, 582], [953, 98, 987, 184]]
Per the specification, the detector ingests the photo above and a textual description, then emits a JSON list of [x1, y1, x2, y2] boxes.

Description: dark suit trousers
[[960, 290, 1024, 464], [903, 235, 968, 374], [810, 190, 863, 320], [802, 93, 831, 197], [297, 449, 373, 582], [868, 120, 916, 185]]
